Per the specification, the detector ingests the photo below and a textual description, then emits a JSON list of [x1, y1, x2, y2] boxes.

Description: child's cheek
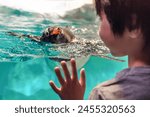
[[99, 17, 115, 44], [99, 23, 108, 43]]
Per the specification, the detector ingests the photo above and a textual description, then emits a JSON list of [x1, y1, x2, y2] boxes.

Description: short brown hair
[[95, 0, 150, 53]]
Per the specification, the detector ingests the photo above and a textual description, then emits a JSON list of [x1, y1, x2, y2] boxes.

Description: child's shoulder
[[89, 78, 122, 100], [89, 66, 150, 100]]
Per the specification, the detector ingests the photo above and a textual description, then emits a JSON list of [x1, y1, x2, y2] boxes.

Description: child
[[49, 0, 150, 100]]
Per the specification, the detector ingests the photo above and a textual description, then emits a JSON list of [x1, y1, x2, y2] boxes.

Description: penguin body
[[7, 26, 75, 44]]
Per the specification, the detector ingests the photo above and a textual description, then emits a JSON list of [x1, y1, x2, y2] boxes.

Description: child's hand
[[49, 58, 86, 100]]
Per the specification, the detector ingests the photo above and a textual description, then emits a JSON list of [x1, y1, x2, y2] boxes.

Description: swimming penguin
[[7, 26, 75, 44], [7, 26, 125, 62]]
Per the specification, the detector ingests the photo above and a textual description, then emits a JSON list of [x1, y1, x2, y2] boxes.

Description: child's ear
[[128, 28, 142, 39], [128, 14, 142, 39]]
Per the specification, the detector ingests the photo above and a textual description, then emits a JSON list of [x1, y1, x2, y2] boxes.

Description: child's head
[[94, 0, 150, 58]]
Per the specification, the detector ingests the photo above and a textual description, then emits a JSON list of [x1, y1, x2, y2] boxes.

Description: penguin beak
[[51, 28, 61, 35]]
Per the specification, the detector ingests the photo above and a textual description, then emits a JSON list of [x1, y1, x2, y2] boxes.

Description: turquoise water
[[0, 4, 128, 100]]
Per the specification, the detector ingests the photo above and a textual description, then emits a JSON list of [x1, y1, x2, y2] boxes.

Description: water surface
[[0, 2, 127, 99]]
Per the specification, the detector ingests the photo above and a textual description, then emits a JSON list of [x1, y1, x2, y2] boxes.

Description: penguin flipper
[[7, 32, 41, 42], [7, 32, 22, 37], [25, 35, 41, 42]]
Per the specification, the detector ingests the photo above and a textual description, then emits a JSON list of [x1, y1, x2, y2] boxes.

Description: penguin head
[[41, 26, 74, 44], [41, 27, 61, 43]]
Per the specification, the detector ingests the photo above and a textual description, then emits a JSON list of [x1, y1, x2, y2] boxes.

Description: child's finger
[[71, 58, 78, 81], [49, 81, 60, 95], [80, 68, 86, 88], [55, 67, 65, 86], [61, 61, 71, 83]]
